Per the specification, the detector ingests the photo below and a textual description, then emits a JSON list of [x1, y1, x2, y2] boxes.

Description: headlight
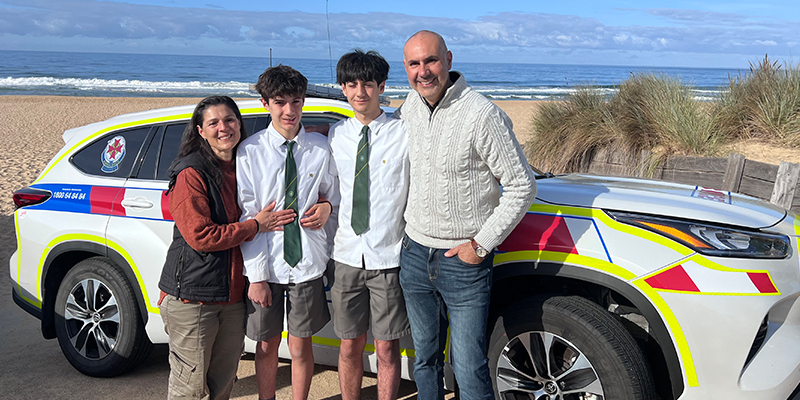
[[607, 211, 791, 259]]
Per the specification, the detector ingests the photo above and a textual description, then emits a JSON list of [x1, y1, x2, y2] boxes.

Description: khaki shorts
[[331, 260, 411, 341], [245, 277, 330, 341]]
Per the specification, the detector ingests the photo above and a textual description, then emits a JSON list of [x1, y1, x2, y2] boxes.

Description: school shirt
[[327, 111, 409, 270], [237, 123, 337, 284]]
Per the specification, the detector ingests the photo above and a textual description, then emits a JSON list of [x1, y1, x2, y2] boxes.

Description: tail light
[[13, 187, 51, 208]]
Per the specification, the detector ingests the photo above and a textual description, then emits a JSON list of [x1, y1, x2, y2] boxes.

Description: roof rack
[[249, 83, 391, 106]]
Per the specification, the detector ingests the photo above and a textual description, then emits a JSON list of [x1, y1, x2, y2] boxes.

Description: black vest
[[158, 153, 232, 302]]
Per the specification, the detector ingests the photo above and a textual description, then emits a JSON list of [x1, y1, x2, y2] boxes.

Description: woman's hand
[[254, 200, 296, 232], [300, 201, 331, 230]]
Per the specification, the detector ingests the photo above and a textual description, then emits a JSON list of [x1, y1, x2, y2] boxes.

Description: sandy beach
[[1, 94, 799, 399], [0, 96, 544, 216]]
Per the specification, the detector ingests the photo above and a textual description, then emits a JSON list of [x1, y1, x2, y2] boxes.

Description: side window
[[302, 115, 344, 137], [157, 123, 187, 181], [241, 114, 338, 137], [253, 116, 270, 136], [239, 116, 270, 137], [242, 116, 258, 138], [135, 127, 163, 180], [71, 127, 151, 178]]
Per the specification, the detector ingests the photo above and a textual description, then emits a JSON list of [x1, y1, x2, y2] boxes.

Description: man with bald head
[[395, 30, 537, 399]]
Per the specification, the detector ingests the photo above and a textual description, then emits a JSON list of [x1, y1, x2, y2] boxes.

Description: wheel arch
[[491, 261, 685, 399], [40, 241, 150, 339]]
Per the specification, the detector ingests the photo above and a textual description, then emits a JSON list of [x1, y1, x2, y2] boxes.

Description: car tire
[[54, 257, 153, 377], [488, 294, 656, 400]]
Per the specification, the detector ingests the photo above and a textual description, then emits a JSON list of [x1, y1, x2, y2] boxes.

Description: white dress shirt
[[237, 123, 337, 284], [328, 111, 409, 270]]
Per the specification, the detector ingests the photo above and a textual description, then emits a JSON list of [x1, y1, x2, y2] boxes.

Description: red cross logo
[[107, 139, 123, 160]]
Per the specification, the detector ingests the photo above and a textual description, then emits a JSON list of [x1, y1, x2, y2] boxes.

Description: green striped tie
[[283, 140, 301, 267], [352, 125, 370, 235]]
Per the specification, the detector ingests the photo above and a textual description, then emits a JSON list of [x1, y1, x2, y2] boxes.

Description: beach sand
[[1, 95, 799, 399], [0, 96, 543, 216]]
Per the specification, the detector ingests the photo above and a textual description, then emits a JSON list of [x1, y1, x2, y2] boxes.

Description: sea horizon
[[0, 49, 745, 100]]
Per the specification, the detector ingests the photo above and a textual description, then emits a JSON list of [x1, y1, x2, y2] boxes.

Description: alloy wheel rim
[[63, 278, 120, 360], [496, 331, 604, 400]]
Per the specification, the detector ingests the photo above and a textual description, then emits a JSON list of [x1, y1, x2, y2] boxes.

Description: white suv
[[11, 98, 800, 399]]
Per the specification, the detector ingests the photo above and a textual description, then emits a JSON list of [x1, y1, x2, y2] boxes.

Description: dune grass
[[526, 56, 800, 174], [717, 56, 800, 146], [527, 73, 723, 174]]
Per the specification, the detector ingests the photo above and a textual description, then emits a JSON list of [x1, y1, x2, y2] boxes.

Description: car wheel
[[488, 295, 656, 400], [54, 257, 152, 377]]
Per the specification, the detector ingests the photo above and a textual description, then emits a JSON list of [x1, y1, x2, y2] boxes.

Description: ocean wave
[[0, 76, 726, 101], [0, 76, 255, 95]]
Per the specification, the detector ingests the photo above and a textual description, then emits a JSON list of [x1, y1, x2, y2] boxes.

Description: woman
[[157, 95, 297, 400]]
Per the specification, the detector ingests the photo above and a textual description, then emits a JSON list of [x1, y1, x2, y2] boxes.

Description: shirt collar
[[267, 122, 307, 149], [353, 110, 389, 135]]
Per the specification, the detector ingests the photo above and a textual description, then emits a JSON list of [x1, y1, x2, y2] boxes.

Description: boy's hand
[[248, 281, 272, 307], [254, 200, 296, 232], [300, 201, 332, 230]]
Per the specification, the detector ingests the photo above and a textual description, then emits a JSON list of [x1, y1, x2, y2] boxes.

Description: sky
[[0, 0, 797, 68]]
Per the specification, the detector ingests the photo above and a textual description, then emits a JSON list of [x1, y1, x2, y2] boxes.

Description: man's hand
[[248, 281, 272, 307], [300, 201, 332, 230], [444, 241, 483, 265], [254, 200, 296, 232]]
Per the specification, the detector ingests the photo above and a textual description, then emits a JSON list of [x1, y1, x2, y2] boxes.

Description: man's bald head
[[405, 30, 448, 56], [403, 30, 453, 105]]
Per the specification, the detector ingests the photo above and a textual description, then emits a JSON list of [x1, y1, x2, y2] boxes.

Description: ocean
[[0, 50, 743, 101]]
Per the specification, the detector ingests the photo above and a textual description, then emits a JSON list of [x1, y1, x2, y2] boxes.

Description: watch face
[[476, 247, 490, 258]]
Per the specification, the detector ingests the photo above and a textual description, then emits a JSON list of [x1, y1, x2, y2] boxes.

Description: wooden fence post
[[636, 150, 652, 177], [770, 161, 800, 209], [722, 153, 746, 192]]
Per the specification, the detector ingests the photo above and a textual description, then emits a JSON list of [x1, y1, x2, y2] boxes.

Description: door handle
[[121, 196, 154, 209]]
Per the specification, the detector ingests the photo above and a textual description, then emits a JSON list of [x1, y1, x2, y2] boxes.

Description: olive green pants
[[160, 296, 246, 400]]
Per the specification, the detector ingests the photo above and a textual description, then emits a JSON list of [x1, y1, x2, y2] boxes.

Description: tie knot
[[360, 126, 369, 136], [285, 140, 295, 152]]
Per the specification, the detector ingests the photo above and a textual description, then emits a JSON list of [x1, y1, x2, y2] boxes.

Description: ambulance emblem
[[101, 135, 126, 173]]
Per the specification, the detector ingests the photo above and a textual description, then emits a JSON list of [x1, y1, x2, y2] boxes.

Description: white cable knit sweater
[[397, 71, 537, 251]]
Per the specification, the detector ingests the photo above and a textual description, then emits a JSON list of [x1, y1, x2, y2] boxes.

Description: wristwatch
[[471, 239, 490, 258]]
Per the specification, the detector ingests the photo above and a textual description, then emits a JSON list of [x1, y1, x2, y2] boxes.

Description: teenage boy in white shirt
[[237, 65, 336, 400], [327, 49, 410, 400]]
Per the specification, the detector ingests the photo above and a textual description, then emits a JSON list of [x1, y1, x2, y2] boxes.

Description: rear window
[[71, 127, 151, 179]]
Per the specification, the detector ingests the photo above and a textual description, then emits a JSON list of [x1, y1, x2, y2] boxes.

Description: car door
[[104, 122, 185, 342]]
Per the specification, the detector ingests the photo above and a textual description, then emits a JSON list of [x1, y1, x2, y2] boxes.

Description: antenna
[[326, 0, 333, 82]]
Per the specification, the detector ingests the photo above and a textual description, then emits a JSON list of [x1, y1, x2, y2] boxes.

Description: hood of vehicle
[[536, 174, 787, 229]]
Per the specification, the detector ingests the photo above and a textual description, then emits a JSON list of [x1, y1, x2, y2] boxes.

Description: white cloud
[[0, 0, 796, 64], [755, 40, 777, 46]]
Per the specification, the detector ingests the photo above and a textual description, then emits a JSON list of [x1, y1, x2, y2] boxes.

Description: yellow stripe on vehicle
[[794, 216, 800, 275], [14, 211, 42, 308], [633, 278, 699, 387], [35, 113, 194, 183], [495, 250, 637, 281], [36, 105, 355, 183], [280, 331, 416, 358], [528, 203, 695, 257], [498, 248, 698, 387], [502, 203, 699, 387], [35, 234, 158, 314]]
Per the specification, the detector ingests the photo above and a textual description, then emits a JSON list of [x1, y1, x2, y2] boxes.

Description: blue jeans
[[399, 235, 494, 400]]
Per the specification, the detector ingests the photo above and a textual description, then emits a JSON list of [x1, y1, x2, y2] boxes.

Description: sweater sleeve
[[472, 103, 537, 250], [169, 168, 258, 253]]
